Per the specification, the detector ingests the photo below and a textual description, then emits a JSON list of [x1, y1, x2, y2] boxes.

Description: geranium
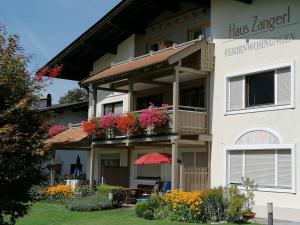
[[139, 104, 170, 129], [48, 124, 68, 137], [116, 112, 141, 135], [82, 117, 105, 139], [100, 113, 117, 129], [35, 64, 63, 81]]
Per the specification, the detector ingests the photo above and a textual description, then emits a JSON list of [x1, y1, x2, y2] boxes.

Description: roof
[[81, 41, 197, 85], [37, 101, 88, 112], [44, 0, 210, 81], [45, 127, 88, 144]]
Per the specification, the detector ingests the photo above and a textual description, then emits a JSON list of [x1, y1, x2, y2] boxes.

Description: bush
[[227, 186, 246, 223], [65, 194, 112, 211], [29, 185, 47, 202], [162, 190, 203, 223], [97, 184, 125, 207], [45, 185, 74, 204], [200, 187, 228, 223], [74, 185, 95, 198], [135, 193, 164, 220]]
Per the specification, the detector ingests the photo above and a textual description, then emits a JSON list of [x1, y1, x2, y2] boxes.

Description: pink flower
[[139, 104, 170, 128], [48, 124, 68, 137], [100, 114, 117, 129]]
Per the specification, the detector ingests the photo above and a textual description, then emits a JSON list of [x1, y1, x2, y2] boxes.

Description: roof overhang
[[44, 0, 210, 81]]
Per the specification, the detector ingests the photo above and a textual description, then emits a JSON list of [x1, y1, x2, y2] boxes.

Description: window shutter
[[277, 150, 292, 188], [245, 150, 275, 187], [229, 151, 243, 184], [277, 67, 291, 105], [229, 77, 244, 111]]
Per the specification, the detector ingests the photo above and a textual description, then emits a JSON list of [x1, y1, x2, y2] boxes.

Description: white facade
[[211, 0, 300, 220], [85, 0, 300, 221]]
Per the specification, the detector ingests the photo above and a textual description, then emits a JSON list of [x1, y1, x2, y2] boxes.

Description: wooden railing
[[180, 166, 209, 192], [178, 106, 207, 135]]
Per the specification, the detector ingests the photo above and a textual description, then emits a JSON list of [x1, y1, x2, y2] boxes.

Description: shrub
[[47, 124, 68, 137], [74, 185, 95, 198], [162, 190, 203, 223], [200, 187, 228, 223], [29, 185, 47, 201], [45, 185, 74, 204], [65, 194, 112, 211], [227, 186, 246, 223], [97, 184, 125, 207], [135, 193, 164, 220]]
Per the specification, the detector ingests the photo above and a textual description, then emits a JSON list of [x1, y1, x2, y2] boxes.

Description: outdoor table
[[123, 188, 140, 205]]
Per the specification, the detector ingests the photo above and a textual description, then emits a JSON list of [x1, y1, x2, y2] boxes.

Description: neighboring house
[[44, 0, 300, 221], [37, 96, 89, 180]]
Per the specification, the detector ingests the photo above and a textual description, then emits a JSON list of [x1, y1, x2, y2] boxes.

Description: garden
[[25, 177, 257, 225], [82, 104, 171, 139]]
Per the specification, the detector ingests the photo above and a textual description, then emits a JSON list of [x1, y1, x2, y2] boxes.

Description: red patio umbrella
[[135, 152, 172, 165]]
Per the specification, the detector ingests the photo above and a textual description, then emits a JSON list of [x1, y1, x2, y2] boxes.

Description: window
[[136, 94, 163, 110], [226, 65, 293, 113], [227, 149, 293, 191], [103, 101, 123, 115], [136, 154, 161, 180], [180, 87, 205, 109], [187, 24, 211, 41], [145, 38, 167, 53], [246, 72, 274, 107]]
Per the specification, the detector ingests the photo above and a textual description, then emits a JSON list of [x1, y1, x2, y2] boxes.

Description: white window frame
[[224, 61, 295, 115], [224, 144, 296, 193]]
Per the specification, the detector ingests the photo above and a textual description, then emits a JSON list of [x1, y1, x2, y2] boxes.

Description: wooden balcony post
[[50, 149, 56, 186], [171, 142, 179, 189], [89, 147, 96, 187], [172, 69, 180, 133], [92, 84, 98, 116], [128, 79, 133, 112]]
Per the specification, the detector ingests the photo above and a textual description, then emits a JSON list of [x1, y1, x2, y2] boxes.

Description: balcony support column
[[172, 67, 180, 133], [92, 84, 98, 116], [128, 78, 134, 112], [89, 147, 96, 187], [171, 142, 179, 189]]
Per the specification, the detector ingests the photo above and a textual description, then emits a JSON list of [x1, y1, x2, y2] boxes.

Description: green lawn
[[17, 203, 256, 225]]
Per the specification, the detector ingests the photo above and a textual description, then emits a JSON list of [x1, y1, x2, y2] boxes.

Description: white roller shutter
[[229, 77, 244, 111], [229, 151, 243, 184], [277, 149, 292, 188], [245, 150, 275, 187], [277, 67, 291, 105]]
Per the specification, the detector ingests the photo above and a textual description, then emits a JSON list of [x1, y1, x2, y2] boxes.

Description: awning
[[45, 127, 88, 145], [80, 41, 201, 85]]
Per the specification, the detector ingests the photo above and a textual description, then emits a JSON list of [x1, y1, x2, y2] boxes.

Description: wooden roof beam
[[108, 21, 145, 35], [236, 0, 252, 4]]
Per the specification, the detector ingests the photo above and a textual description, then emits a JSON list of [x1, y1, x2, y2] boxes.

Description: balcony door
[[136, 94, 163, 110], [180, 87, 205, 109]]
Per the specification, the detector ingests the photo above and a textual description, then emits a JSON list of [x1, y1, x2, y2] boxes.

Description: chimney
[[46, 94, 52, 107]]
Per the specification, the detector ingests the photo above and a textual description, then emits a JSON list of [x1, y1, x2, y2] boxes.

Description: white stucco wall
[[211, 0, 300, 220]]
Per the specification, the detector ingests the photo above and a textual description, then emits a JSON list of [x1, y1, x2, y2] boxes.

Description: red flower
[[116, 112, 141, 135], [82, 117, 106, 139], [48, 124, 68, 137]]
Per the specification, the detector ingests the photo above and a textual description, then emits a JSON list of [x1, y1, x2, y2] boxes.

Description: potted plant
[[116, 112, 143, 136], [99, 114, 118, 138], [242, 177, 256, 220], [82, 117, 106, 139], [139, 104, 170, 135]]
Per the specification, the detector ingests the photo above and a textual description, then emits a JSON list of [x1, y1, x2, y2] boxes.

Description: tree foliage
[[59, 88, 88, 104], [0, 26, 56, 225]]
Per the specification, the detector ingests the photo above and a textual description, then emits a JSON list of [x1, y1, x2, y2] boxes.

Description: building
[[45, 0, 300, 221], [38, 97, 89, 180]]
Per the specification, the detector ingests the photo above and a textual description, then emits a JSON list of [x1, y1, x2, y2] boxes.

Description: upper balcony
[[80, 38, 214, 143]]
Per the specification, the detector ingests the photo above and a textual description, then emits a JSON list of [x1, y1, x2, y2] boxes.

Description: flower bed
[[45, 185, 74, 204], [83, 117, 106, 139], [135, 180, 256, 224]]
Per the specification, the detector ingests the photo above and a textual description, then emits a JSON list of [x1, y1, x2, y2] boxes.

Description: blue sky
[[1, 0, 120, 103]]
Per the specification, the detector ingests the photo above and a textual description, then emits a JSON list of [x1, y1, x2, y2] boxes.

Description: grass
[[17, 203, 258, 225]]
